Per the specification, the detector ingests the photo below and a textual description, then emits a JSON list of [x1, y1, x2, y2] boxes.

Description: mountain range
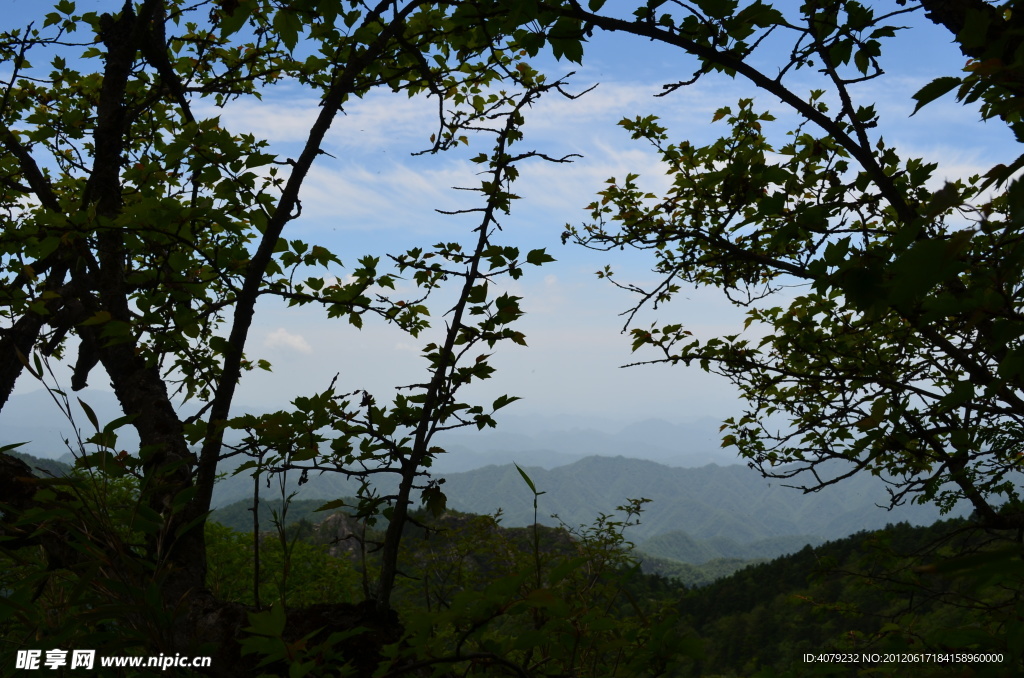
[[4, 387, 975, 569], [1, 388, 733, 469], [435, 456, 967, 543], [208, 453, 967, 566]]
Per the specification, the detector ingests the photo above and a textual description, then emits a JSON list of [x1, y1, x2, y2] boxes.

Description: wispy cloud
[[264, 327, 313, 354], [296, 159, 479, 232]]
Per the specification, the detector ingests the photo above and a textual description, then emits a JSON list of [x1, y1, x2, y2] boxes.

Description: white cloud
[[328, 91, 439, 152], [288, 157, 488, 239], [264, 327, 313, 354], [195, 90, 321, 144], [167, 23, 1011, 427]]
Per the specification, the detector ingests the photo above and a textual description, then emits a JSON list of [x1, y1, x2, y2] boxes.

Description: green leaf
[[492, 394, 521, 411], [911, 76, 961, 115], [957, 5, 992, 50], [467, 283, 488, 304], [244, 602, 287, 639], [525, 248, 555, 265], [694, 0, 739, 20], [219, 0, 254, 38], [854, 48, 869, 75], [231, 460, 259, 476], [421, 484, 447, 517], [78, 398, 99, 430], [79, 311, 112, 326], [547, 555, 588, 584], [549, 18, 584, 63], [514, 462, 543, 496], [102, 414, 137, 434], [314, 498, 349, 512]]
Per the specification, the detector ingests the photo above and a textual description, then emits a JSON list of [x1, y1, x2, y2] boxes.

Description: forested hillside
[[680, 518, 1020, 676], [638, 530, 824, 565], [4, 0, 1024, 675], [8, 450, 71, 479], [201, 501, 1023, 677], [209, 495, 769, 587], [208, 455, 954, 571]]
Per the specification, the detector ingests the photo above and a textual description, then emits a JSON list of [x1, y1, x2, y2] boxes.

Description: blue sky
[[4, 2, 1018, 430]]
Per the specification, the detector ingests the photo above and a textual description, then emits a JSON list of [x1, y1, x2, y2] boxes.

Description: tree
[[556, 0, 1024, 531], [0, 0, 572, 672]]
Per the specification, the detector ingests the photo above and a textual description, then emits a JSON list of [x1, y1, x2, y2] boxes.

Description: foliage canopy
[[3, 0, 1024, 675], [0, 0, 583, 672], [564, 0, 1024, 532]]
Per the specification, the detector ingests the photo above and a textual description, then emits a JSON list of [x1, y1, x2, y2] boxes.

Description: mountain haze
[[210, 453, 969, 564], [3, 388, 971, 568], [2, 390, 731, 469], [439, 456, 967, 542]]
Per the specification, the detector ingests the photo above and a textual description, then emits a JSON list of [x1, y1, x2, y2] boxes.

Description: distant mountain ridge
[[211, 454, 969, 556], [4, 390, 975, 569], [438, 455, 969, 543], [432, 415, 733, 470], [8, 450, 73, 478], [5, 448, 969, 570], [1, 390, 732, 470]]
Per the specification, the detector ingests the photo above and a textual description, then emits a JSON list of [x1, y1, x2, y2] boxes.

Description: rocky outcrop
[[315, 511, 365, 559]]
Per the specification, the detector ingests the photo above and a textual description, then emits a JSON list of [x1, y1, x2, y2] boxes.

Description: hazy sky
[[5, 3, 1017, 430]]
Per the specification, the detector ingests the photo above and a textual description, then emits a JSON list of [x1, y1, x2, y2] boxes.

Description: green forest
[[5, 451, 1022, 676], [3, 0, 1024, 676]]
